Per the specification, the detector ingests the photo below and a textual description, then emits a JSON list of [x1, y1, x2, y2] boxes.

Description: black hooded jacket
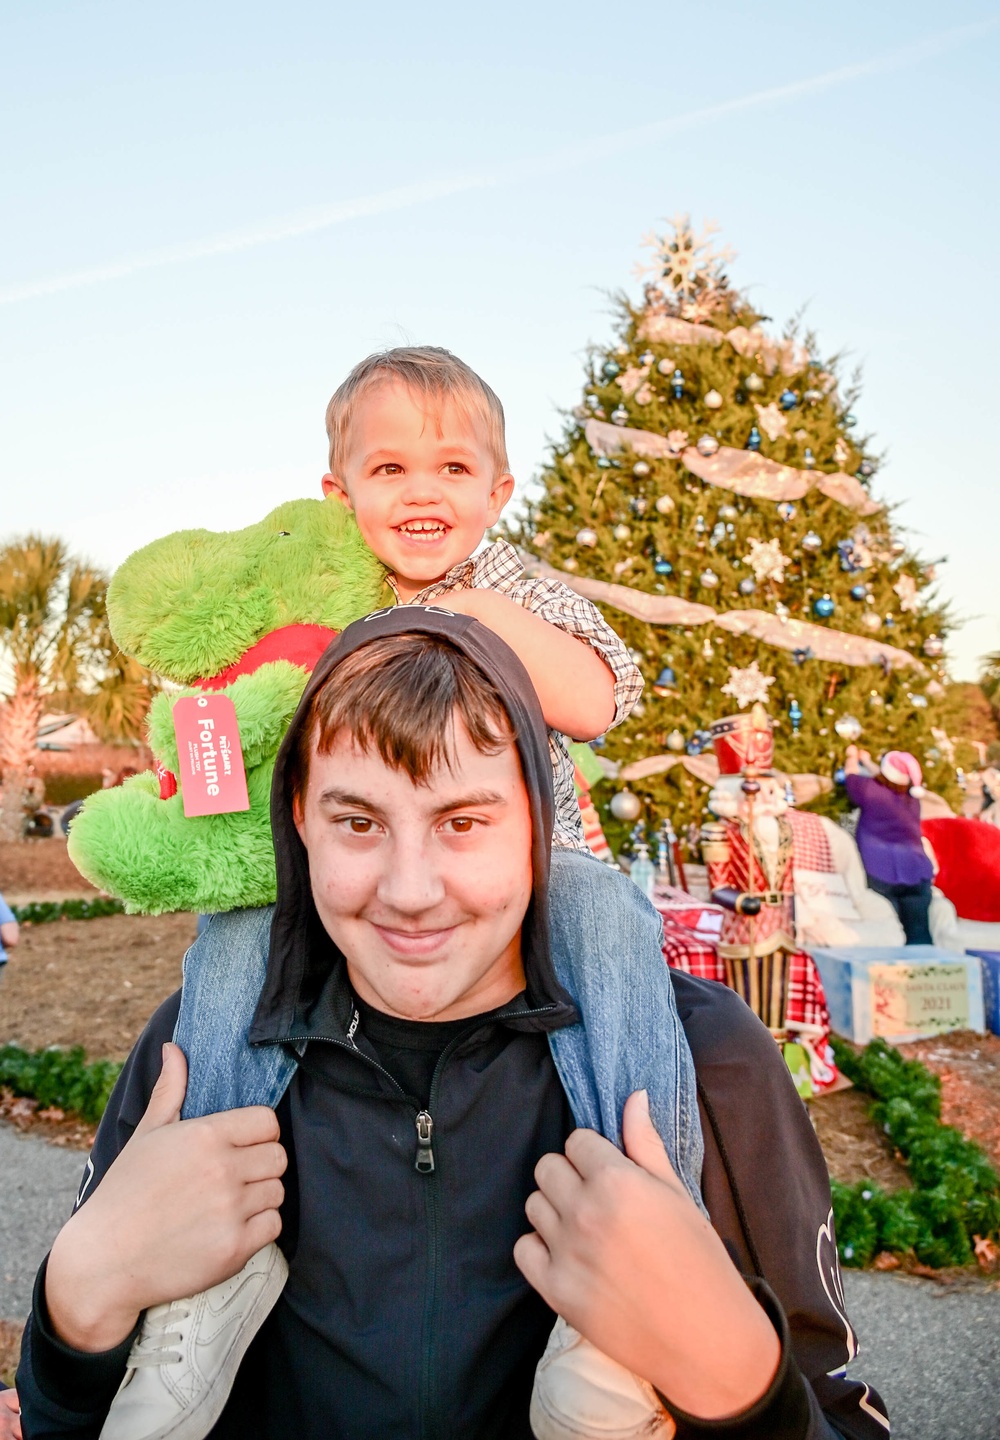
[[16, 608, 888, 1439]]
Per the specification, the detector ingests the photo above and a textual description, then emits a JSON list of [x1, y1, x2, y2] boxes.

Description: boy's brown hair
[[324, 345, 510, 478], [289, 633, 516, 802]]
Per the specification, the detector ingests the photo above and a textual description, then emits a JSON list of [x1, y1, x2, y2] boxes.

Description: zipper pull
[[414, 1110, 435, 1174]]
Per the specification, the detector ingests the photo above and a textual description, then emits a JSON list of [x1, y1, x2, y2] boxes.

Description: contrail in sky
[[1, 18, 995, 308]]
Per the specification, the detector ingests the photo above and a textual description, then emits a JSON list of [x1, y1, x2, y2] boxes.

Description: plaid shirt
[[387, 540, 643, 849]]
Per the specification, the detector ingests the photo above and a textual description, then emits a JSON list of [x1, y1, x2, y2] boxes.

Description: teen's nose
[[376, 833, 447, 915]]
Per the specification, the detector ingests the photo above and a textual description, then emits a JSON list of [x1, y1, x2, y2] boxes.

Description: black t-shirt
[[352, 992, 506, 1107]]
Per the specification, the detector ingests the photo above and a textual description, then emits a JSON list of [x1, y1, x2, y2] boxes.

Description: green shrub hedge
[[830, 1036, 1000, 1268], [12, 897, 125, 924], [0, 1044, 122, 1124]]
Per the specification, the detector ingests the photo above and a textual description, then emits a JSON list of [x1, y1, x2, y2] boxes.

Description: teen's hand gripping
[[514, 1089, 780, 1422], [45, 1043, 286, 1353]]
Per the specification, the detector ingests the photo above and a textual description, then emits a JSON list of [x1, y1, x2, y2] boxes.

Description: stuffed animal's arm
[[146, 662, 308, 774]]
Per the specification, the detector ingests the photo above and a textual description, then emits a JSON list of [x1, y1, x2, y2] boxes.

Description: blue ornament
[[653, 666, 677, 693], [779, 389, 798, 410], [850, 583, 867, 601], [788, 699, 803, 733], [792, 646, 814, 665], [686, 736, 703, 756], [777, 501, 796, 521], [654, 557, 673, 576], [671, 368, 684, 399], [843, 412, 857, 427], [738, 576, 756, 596], [833, 766, 846, 786], [710, 522, 726, 545], [602, 359, 620, 380], [746, 425, 762, 452], [857, 460, 875, 478], [813, 595, 835, 619], [803, 447, 815, 469]]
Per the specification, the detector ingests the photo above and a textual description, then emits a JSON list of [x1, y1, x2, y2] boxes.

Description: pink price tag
[[171, 694, 250, 818]]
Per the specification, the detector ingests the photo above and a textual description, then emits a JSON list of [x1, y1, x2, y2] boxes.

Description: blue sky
[[2, 1, 998, 677]]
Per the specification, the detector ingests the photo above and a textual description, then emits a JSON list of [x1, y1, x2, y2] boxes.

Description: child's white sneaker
[[530, 1317, 676, 1440], [100, 1241, 288, 1440]]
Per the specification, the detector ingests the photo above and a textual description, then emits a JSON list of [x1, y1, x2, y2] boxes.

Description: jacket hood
[[250, 605, 578, 1042]]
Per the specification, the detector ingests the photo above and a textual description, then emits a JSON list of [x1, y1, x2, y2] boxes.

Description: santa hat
[[881, 750, 924, 796]]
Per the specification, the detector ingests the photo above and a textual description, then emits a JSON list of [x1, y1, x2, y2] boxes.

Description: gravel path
[[0, 1127, 83, 1319], [1, 1127, 998, 1438], [844, 1270, 1000, 1440]]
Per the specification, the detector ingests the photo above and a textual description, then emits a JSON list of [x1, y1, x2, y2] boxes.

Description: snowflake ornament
[[635, 214, 735, 313], [754, 402, 788, 443], [744, 537, 790, 583], [666, 429, 689, 455], [721, 661, 776, 710], [893, 573, 919, 612], [618, 365, 651, 397]]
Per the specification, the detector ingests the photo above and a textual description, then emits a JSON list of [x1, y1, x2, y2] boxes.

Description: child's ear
[[322, 472, 353, 509], [486, 472, 516, 523]]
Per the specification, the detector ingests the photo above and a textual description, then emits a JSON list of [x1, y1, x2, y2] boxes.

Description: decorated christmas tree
[[508, 217, 959, 851]]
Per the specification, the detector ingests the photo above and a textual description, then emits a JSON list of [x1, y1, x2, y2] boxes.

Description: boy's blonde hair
[[325, 346, 510, 477]]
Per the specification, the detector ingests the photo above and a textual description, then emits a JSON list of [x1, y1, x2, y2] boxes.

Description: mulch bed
[[898, 1030, 1000, 1172], [808, 1086, 912, 1191]]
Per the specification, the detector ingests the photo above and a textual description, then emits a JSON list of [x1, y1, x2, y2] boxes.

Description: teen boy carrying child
[[19, 610, 887, 1439], [15, 348, 702, 1439]]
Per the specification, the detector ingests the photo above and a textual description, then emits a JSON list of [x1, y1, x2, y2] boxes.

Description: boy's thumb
[[135, 1042, 188, 1134], [621, 1089, 678, 1186]]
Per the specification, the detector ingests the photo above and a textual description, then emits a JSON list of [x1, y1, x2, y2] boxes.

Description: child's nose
[[400, 471, 443, 504]]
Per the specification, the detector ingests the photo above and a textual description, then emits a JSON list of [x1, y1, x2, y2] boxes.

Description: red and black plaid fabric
[[656, 892, 837, 1089], [786, 809, 834, 874]]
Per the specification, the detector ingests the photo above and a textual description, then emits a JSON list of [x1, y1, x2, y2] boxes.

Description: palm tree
[[0, 535, 161, 839]]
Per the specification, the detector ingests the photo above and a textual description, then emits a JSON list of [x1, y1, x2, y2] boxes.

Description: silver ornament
[[801, 530, 822, 553], [655, 494, 675, 515], [666, 728, 686, 753], [657, 358, 674, 375], [704, 389, 723, 409], [610, 789, 642, 821], [923, 634, 944, 657], [718, 503, 738, 522], [696, 434, 720, 457], [745, 373, 764, 393], [575, 527, 598, 548], [632, 460, 651, 478], [613, 523, 632, 541], [700, 568, 719, 587], [834, 714, 862, 742], [611, 405, 629, 426]]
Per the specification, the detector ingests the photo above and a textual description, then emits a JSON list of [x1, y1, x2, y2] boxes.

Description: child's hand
[[514, 1090, 779, 1420], [414, 589, 617, 739]]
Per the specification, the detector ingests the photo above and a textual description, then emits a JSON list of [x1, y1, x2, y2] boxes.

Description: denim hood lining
[[249, 605, 579, 1044]]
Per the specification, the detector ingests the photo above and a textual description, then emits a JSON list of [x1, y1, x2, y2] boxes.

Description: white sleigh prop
[[792, 816, 905, 949]]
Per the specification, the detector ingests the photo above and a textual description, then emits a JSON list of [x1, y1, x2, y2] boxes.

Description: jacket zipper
[[273, 1001, 562, 1440]]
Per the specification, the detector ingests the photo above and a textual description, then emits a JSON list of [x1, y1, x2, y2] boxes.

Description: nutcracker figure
[[701, 703, 797, 1043]]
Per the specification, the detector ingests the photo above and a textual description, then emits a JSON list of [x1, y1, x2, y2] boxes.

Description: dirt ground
[[0, 837, 98, 902], [0, 912, 195, 1060]]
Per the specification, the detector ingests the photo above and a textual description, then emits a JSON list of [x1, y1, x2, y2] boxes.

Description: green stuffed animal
[[68, 498, 389, 914]]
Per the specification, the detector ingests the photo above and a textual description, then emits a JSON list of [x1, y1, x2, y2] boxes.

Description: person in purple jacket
[[844, 745, 934, 944]]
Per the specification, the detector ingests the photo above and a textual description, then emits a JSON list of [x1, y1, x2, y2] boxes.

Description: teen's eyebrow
[[315, 787, 506, 817], [428, 789, 506, 817]]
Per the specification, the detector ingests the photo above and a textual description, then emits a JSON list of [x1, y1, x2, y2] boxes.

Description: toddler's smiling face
[[323, 381, 514, 602]]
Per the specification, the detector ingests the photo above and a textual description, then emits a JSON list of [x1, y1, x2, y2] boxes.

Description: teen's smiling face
[[293, 715, 532, 1021], [322, 381, 515, 602]]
